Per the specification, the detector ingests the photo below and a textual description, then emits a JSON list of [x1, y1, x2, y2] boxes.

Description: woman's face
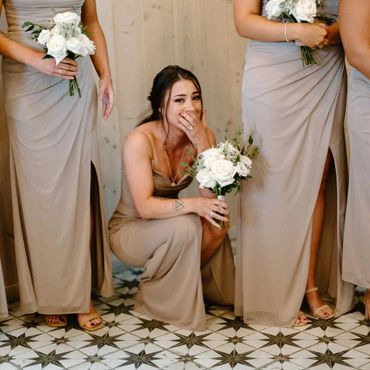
[[163, 79, 202, 127]]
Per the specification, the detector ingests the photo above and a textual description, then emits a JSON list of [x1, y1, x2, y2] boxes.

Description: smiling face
[[162, 79, 203, 128]]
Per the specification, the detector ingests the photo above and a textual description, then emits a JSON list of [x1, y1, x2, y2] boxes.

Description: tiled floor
[[1, 264, 370, 370]]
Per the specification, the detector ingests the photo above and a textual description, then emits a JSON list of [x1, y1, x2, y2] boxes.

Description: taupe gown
[[343, 68, 370, 288], [109, 168, 235, 331], [235, 0, 354, 327], [1, 0, 114, 314], [0, 262, 7, 318]]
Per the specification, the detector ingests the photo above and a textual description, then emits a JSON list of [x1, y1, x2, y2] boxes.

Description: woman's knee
[[169, 214, 201, 242]]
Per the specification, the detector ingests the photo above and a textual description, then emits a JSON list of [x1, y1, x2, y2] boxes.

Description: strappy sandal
[[77, 304, 104, 332], [305, 287, 335, 320], [44, 315, 68, 328], [293, 311, 310, 327]]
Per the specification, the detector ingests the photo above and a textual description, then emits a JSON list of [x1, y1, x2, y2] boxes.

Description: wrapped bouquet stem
[[23, 11, 96, 97]]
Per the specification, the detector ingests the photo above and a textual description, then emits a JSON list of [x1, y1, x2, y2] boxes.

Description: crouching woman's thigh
[[109, 214, 202, 268]]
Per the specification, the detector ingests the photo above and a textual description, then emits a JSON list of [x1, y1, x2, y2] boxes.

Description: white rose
[[292, 0, 317, 23], [37, 29, 51, 46], [236, 155, 252, 177], [196, 168, 217, 189], [209, 159, 237, 188], [53, 12, 81, 26], [266, 0, 283, 19], [201, 148, 225, 169], [78, 34, 96, 55], [47, 34, 67, 64], [66, 37, 88, 56], [50, 24, 62, 36]]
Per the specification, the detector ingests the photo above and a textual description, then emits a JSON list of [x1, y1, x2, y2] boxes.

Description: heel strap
[[306, 287, 318, 294]]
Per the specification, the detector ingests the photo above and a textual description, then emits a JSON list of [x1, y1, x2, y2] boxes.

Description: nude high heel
[[305, 287, 335, 320]]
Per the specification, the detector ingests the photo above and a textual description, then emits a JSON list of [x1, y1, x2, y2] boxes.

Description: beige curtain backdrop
[[0, 0, 246, 298]]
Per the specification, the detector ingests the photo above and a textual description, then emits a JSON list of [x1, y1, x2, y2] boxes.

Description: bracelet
[[284, 22, 292, 43], [99, 74, 112, 81]]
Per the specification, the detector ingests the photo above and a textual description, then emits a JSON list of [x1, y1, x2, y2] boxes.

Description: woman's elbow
[[234, 19, 248, 38], [346, 49, 369, 72], [136, 206, 151, 219]]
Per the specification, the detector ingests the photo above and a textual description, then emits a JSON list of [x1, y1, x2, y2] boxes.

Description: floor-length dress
[[109, 168, 235, 331], [235, 0, 354, 326], [0, 261, 7, 318], [343, 68, 370, 288], [1, 0, 114, 314]]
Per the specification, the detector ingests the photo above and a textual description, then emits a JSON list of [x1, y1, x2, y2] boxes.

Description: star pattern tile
[[0, 267, 370, 369]]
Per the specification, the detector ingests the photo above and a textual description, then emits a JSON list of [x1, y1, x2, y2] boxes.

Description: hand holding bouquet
[[23, 11, 96, 97], [266, 0, 326, 66], [187, 129, 258, 227]]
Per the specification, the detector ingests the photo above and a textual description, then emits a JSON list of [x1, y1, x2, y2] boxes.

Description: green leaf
[[22, 21, 34, 32]]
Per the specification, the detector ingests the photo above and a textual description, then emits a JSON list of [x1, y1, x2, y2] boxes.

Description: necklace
[[163, 143, 187, 187]]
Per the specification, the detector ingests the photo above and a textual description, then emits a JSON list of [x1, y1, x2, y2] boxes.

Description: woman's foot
[[293, 311, 310, 327], [77, 302, 104, 332], [44, 315, 68, 328], [305, 287, 335, 320]]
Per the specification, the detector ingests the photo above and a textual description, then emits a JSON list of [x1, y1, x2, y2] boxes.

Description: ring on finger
[[59, 69, 64, 75], [210, 211, 214, 218]]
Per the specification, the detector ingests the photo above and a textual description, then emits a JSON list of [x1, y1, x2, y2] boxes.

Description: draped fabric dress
[[343, 68, 370, 288], [0, 263, 7, 318], [235, 0, 354, 326], [1, 0, 114, 315], [109, 167, 235, 331]]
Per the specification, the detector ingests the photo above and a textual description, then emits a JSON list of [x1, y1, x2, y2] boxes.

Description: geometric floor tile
[[1, 264, 370, 369]]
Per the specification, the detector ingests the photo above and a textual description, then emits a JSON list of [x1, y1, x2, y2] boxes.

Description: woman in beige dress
[[234, 0, 354, 327], [340, 0, 370, 320], [109, 65, 235, 331], [0, 0, 114, 329]]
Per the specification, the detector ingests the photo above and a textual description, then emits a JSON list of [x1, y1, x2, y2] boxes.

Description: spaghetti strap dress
[[109, 167, 235, 331]]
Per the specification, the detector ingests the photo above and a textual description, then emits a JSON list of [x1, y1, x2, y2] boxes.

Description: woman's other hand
[[30, 53, 78, 80], [178, 110, 210, 152], [291, 22, 328, 48], [98, 75, 114, 120], [193, 196, 229, 229], [323, 23, 341, 46]]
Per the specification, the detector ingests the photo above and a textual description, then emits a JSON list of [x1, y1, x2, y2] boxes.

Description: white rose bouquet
[[266, 0, 325, 66], [23, 11, 96, 97], [187, 129, 258, 226]]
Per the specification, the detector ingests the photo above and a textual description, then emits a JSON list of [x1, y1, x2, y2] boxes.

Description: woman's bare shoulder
[[124, 121, 160, 158]]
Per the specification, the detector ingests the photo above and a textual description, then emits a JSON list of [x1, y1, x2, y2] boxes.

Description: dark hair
[[139, 65, 203, 125]]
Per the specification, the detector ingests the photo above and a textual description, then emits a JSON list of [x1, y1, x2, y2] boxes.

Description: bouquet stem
[[216, 195, 226, 229], [68, 76, 81, 98], [300, 46, 316, 66]]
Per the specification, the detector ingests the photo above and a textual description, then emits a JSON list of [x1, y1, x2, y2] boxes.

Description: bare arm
[[81, 0, 114, 118], [233, 0, 327, 47], [339, 0, 370, 79], [123, 130, 227, 227]]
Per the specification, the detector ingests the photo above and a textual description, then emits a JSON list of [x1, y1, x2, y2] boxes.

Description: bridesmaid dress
[[109, 167, 235, 331], [235, 0, 354, 326], [342, 68, 370, 289], [1, 0, 113, 315], [0, 262, 7, 318]]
